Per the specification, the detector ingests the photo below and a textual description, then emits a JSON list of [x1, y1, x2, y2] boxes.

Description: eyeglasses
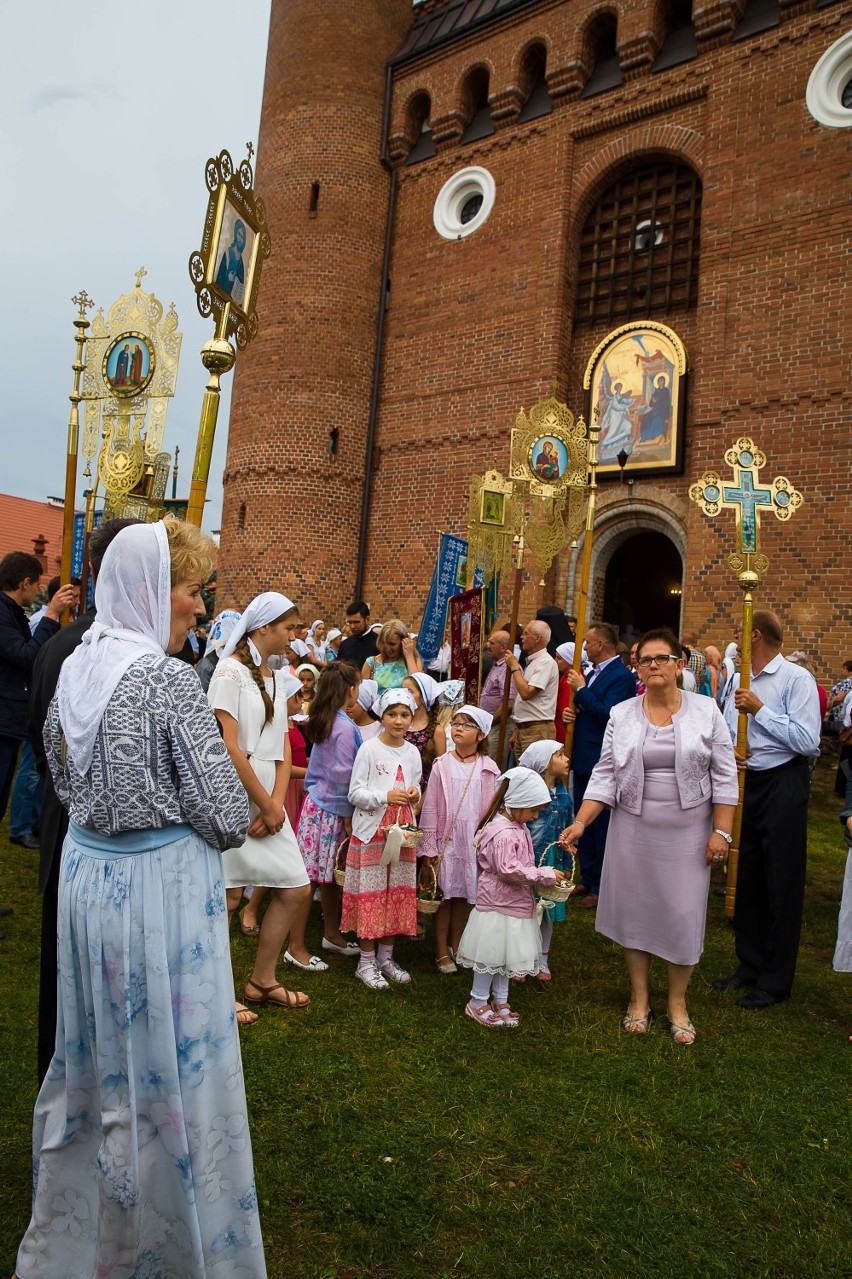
[[636, 654, 679, 669]]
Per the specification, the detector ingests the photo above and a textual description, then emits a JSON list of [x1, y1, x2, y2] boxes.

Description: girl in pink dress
[[420, 705, 500, 974], [342, 687, 423, 990], [456, 767, 567, 1028]]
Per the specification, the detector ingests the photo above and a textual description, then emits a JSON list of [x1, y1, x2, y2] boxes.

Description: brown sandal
[[244, 977, 310, 1010]]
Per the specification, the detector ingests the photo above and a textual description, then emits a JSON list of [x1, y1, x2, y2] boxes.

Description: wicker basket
[[537, 842, 578, 903], [333, 837, 348, 888], [400, 823, 424, 848], [416, 860, 442, 915]]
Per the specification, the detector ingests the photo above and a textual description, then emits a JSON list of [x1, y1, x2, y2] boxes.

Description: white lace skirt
[[456, 908, 543, 977]]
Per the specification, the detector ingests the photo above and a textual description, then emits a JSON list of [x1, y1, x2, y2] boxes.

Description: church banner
[[449, 586, 484, 706], [418, 534, 482, 664]]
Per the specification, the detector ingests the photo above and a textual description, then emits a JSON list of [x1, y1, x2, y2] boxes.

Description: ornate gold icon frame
[[188, 147, 271, 349]]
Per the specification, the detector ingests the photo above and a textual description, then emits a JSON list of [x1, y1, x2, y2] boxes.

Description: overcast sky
[[1, 1, 272, 533]]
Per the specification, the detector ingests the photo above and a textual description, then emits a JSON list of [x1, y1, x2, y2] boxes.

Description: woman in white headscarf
[[16, 518, 266, 1279], [209, 592, 314, 1012], [402, 670, 447, 792], [196, 606, 241, 691], [306, 619, 328, 667]]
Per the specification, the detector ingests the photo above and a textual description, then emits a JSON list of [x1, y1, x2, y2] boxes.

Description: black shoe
[[738, 988, 788, 1010], [0, 906, 11, 917], [713, 973, 755, 991], [10, 833, 39, 849]]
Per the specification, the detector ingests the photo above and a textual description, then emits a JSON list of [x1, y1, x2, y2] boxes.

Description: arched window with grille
[[574, 160, 702, 326]]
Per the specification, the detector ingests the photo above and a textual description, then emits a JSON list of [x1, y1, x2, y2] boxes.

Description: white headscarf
[[438, 678, 465, 707], [518, 739, 564, 775], [206, 608, 241, 656], [724, 641, 738, 662], [220, 591, 295, 666], [556, 642, 575, 665], [327, 627, 342, 644], [290, 638, 310, 659], [58, 521, 172, 774], [500, 766, 552, 810], [409, 671, 441, 709], [357, 678, 379, 712], [279, 672, 303, 701], [376, 687, 417, 717], [452, 704, 493, 735]]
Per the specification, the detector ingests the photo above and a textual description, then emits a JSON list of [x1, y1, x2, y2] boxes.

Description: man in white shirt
[[715, 609, 821, 1009], [503, 620, 559, 759]]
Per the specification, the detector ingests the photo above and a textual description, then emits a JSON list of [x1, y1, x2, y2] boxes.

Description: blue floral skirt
[[16, 826, 266, 1278]]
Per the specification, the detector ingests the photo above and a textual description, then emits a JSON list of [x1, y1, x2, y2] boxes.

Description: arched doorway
[[602, 530, 682, 639]]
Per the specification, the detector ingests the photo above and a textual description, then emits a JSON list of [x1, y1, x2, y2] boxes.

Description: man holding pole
[[503, 620, 559, 759], [563, 621, 636, 907], [715, 609, 821, 1009]]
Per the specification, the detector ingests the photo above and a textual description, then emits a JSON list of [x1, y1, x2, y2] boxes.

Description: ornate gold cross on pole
[[134, 266, 148, 290], [60, 290, 95, 623], [689, 437, 803, 917]]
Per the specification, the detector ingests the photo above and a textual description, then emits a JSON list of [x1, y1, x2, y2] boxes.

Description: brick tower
[[218, 0, 412, 614]]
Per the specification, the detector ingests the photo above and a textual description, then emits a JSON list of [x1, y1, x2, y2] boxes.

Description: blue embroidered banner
[[418, 534, 482, 664], [71, 510, 102, 607]]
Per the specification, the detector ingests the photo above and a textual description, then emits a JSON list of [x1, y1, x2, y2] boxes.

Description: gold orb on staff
[[185, 142, 271, 527], [689, 436, 803, 917]]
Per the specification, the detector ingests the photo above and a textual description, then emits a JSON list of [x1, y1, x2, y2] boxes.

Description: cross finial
[[72, 290, 94, 314], [134, 266, 148, 290], [246, 141, 255, 161]]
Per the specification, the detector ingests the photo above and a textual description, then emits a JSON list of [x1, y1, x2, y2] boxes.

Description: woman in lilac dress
[[562, 628, 738, 1045]]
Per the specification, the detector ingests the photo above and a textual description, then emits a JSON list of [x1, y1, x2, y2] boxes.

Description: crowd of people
[[0, 518, 848, 1277]]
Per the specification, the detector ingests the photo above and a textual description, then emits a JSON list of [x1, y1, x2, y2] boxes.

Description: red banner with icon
[[449, 587, 484, 706]]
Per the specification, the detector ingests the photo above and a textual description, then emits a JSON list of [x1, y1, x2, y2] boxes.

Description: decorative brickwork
[[220, 0, 852, 679]]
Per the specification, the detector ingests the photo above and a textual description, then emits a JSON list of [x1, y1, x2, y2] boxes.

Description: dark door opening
[[602, 531, 682, 639]]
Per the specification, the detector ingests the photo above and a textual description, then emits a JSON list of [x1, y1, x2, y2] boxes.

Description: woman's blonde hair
[[377, 619, 409, 660], [163, 516, 215, 588]]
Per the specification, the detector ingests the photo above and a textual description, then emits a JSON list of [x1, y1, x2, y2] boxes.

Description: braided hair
[[233, 608, 297, 725]]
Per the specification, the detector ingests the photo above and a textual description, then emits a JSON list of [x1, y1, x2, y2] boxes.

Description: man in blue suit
[[563, 621, 637, 906]]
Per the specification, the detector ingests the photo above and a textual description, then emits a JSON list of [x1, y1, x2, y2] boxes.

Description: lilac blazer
[[583, 690, 739, 816]]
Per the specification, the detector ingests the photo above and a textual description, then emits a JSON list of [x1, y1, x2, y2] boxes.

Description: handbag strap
[[436, 756, 481, 860]]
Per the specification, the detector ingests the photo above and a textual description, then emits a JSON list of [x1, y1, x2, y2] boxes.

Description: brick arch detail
[[510, 33, 553, 85], [563, 500, 687, 623], [392, 84, 435, 139], [571, 125, 706, 223], [453, 60, 497, 114]]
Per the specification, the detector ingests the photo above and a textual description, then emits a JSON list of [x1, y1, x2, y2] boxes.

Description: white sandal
[[356, 960, 389, 990], [436, 954, 458, 974]]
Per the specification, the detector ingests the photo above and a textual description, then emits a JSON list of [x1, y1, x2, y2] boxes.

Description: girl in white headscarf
[[209, 592, 313, 1015], [420, 705, 501, 974], [455, 767, 568, 1028], [342, 688, 423, 989], [306, 619, 328, 667], [16, 519, 266, 1279], [402, 670, 447, 793]]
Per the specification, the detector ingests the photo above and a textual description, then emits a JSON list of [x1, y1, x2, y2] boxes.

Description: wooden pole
[[562, 412, 600, 770], [725, 588, 754, 918], [61, 293, 93, 624], [496, 528, 524, 766]]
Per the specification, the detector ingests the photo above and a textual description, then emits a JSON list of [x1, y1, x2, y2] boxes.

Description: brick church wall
[[221, 0, 851, 677]]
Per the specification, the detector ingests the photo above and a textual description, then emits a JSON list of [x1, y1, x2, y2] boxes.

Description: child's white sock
[[540, 914, 553, 955], [358, 947, 375, 970], [469, 972, 492, 1007], [377, 942, 394, 966], [492, 973, 510, 1004]]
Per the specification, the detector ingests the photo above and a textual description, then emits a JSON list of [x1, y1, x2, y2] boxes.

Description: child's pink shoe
[[465, 1001, 504, 1028], [490, 1001, 520, 1028]]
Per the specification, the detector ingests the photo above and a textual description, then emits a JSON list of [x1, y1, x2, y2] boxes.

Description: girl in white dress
[[209, 592, 313, 1017]]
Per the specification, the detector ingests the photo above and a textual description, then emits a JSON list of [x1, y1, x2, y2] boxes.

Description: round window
[[806, 32, 852, 128], [433, 167, 496, 240]]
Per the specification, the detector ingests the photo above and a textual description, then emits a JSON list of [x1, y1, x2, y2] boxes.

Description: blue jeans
[[10, 740, 44, 837]]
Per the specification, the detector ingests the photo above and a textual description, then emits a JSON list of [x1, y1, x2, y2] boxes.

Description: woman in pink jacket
[[456, 767, 568, 1028]]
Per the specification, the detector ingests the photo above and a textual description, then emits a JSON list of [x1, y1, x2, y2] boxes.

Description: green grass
[[2, 758, 851, 1278]]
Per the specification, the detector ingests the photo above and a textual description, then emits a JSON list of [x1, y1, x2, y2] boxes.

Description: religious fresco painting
[[103, 332, 155, 398], [584, 323, 688, 478], [212, 198, 257, 310]]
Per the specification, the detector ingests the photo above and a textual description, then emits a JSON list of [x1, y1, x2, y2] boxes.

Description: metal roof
[[391, 0, 545, 65]]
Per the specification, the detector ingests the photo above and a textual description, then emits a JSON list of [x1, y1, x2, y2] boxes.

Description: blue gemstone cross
[[722, 470, 773, 553]]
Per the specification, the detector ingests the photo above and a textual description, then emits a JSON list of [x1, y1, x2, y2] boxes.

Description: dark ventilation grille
[[575, 163, 702, 325]]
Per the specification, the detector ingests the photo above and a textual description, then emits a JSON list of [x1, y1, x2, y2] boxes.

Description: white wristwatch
[[712, 828, 733, 844]]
